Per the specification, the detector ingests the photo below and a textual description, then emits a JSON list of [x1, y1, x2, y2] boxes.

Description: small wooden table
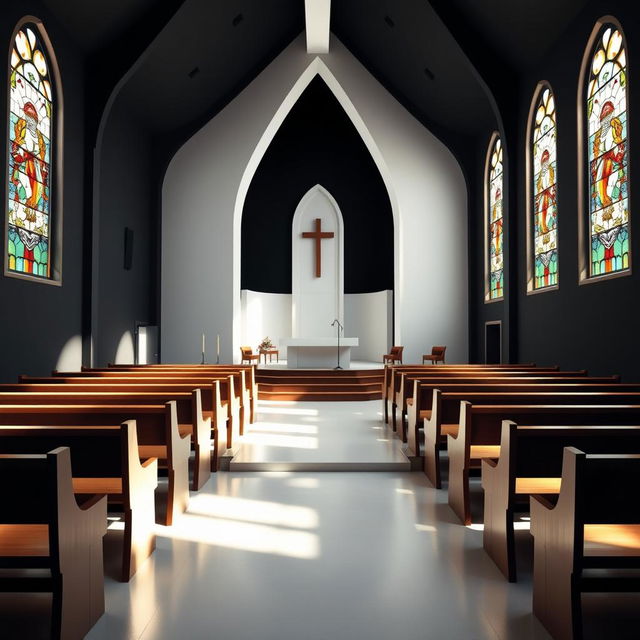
[[260, 349, 279, 364]]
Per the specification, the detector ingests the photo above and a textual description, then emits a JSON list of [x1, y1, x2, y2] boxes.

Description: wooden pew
[[423, 387, 637, 488], [382, 364, 556, 422], [25, 374, 240, 452], [50, 371, 245, 443], [482, 421, 640, 582], [91, 364, 257, 424], [407, 379, 632, 457], [423, 378, 637, 489], [0, 447, 107, 640], [0, 422, 157, 582], [0, 403, 189, 526], [0, 390, 211, 491], [530, 448, 640, 640], [405, 376, 622, 449], [448, 403, 640, 525], [386, 367, 586, 431]]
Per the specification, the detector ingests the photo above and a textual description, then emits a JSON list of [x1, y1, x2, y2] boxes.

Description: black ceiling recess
[[241, 76, 394, 295]]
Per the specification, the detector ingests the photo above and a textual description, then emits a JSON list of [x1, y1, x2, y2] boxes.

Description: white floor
[[5, 400, 639, 639]]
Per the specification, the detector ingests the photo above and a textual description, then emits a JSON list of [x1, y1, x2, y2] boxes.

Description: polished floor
[[4, 400, 639, 639]]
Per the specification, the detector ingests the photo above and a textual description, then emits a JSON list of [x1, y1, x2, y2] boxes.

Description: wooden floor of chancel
[[3, 398, 639, 640]]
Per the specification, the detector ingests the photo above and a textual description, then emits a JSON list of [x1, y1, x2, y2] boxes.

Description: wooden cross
[[302, 218, 334, 278]]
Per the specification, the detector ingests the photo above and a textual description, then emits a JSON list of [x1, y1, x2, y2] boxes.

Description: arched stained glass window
[[586, 22, 629, 277], [487, 134, 504, 300], [532, 85, 558, 290], [7, 23, 53, 279]]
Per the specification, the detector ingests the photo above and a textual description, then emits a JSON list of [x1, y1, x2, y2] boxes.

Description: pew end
[[0, 447, 107, 640], [531, 447, 640, 640]]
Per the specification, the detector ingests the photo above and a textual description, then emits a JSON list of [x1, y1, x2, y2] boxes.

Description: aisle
[[85, 470, 555, 640], [80, 399, 559, 640], [230, 399, 410, 470]]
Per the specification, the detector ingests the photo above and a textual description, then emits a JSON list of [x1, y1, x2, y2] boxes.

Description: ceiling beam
[[305, 0, 331, 54]]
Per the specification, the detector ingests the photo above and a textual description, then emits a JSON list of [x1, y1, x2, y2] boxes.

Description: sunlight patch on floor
[[258, 405, 320, 416], [163, 514, 320, 559], [248, 422, 318, 435], [240, 432, 318, 449], [186, 493, 319, 529]]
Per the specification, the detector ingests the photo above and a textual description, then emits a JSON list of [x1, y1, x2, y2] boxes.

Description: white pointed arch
[[291, 184, 344, 337], [232, 56, 399, 356]]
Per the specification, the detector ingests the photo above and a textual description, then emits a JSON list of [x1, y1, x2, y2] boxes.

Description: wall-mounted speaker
[[124, 227, 134, 270]]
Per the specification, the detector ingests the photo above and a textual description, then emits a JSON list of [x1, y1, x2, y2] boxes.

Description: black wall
[[0, 2, 85, 382], [470, 0, 640, 380], [95, 98, 156, 365], [241, 76, 393, 294]]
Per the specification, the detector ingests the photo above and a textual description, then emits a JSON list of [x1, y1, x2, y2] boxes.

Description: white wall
[[240, 290, 392, 362], [162, 34, 468, 365], [241, 290, 292, 359], [344, 291, 392, 362]]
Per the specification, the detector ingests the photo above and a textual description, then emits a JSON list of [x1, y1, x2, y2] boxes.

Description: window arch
[[6, 19, 58, 281], [527, 83, 558, 292], [581, 19, 629, 280], [485, 133, 504, 301]]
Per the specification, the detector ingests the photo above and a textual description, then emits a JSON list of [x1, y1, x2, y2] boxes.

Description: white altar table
[[281, 337, 359, 369]]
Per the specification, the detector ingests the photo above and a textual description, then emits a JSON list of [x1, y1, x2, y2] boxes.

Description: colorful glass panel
[[488, 136, 504, 299], [532, 86, 558, 289], [587, 24, 629, 277], [7, 24, 52, 278]]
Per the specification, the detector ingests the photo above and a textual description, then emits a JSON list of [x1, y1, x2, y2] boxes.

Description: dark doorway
[[485, 321, 502, 364]]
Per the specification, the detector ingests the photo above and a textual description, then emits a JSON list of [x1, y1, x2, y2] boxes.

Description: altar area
[[239, 186, 392, 366], [281, 337, 359, 368]]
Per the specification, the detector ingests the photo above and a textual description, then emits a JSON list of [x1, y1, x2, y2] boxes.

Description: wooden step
[[258, 390, 382, 402], [258, 383, 382, 393], [256, 368, 383, 402], [256, 368, 383, 378], [257, 376, 383, 385]]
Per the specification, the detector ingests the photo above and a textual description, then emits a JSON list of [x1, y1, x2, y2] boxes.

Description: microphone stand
[[331, 319, 344, 370]]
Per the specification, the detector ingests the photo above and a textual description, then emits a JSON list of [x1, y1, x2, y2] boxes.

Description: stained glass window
[[532, 86, 558, 289], [488, 135, 504, 300], [587, 24, 629, 277], [7, 24, 53, 279]]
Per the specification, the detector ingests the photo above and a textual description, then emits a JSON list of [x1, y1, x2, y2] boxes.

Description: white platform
[[230, 399, 409, 471], [282, 337, 358, 368]]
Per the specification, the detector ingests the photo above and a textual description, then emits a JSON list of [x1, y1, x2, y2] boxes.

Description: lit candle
[[217, 334, 220, 356], [202, 333, 205, 354]]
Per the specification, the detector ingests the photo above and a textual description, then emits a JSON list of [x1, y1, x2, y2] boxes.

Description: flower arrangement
[[258, 337, 274, 351]]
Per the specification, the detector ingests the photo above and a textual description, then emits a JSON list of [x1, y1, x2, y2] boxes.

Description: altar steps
[[256, 368, 384, 402]]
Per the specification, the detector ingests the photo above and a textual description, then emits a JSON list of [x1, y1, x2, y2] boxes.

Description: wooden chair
[[422, 345, 446, 364], [383, 346, 403, 364], [0, 447, 107, 639], [531, 447, 640, 640], [240, 346, 260, 365]]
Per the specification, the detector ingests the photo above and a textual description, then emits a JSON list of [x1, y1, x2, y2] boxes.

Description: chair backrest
[[392, 346, 403, 358], [432, 346, 446, 357], [240, 346, 253, 357]]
